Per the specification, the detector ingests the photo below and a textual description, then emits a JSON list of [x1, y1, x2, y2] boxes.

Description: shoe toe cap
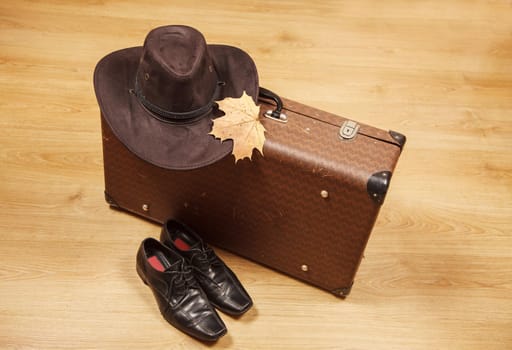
[[191, 313, 227, 341], [215, 285, 253, 316]]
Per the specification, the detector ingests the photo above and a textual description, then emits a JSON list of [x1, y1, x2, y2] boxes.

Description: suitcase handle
[[259, 87, 288, 122]]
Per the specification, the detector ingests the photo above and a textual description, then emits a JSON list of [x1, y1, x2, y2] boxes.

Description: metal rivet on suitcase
[[320, 190, 329, 198], [301, 264, 309, 272], [142, 204, 149, 211]]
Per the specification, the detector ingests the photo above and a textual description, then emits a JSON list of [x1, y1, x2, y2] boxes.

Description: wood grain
[[1, 1, 511, 349]]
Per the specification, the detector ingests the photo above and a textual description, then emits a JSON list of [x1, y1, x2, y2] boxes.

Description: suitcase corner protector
[[367, 171, 392, 205], [104, 191, 120, 208], [389, 130, 407, 149], [331, 282, 354, 298]]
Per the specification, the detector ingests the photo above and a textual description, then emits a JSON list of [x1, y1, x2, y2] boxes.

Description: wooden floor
[[1, 1, 511, 349]]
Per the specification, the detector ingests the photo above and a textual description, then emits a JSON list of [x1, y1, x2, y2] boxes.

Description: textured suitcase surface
[[101, 97, 405, 297]]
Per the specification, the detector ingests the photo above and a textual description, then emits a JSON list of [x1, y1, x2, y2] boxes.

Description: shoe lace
[[190, 245, 222, 269], [189, 246, 223, 287], [169, 263, 197, 292]]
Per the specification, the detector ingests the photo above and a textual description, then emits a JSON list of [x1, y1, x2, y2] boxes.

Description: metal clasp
[[339, 120, 359, 140]]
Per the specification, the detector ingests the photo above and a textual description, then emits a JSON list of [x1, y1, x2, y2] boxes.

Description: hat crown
[[135, 26, 218, 115]]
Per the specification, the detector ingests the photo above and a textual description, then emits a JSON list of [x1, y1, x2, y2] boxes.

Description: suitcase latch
[[339, 120, 359, 140]]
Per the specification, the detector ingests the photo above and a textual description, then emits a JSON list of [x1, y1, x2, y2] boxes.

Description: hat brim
[[93, 45, 259, 170]]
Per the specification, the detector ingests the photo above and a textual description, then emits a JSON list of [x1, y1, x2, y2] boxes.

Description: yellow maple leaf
[[210, 91, 266, 162]]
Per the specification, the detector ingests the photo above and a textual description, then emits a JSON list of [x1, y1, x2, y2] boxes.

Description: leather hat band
[[133, 78, 223, 123]]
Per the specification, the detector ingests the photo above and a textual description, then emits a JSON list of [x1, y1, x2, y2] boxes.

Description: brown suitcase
[[101, 92, 405, 297]]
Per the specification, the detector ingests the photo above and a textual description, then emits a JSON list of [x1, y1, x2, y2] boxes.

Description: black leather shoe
[[160, 220, 253, 316], [136, 238, 227, 341]]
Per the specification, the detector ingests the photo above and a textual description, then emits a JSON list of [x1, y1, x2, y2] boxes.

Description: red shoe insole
[[174, 238, 190, 251], [148, 255, 165, 272]]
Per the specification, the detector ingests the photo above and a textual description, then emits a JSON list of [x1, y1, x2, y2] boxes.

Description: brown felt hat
[[94, 25, 259, 169]]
